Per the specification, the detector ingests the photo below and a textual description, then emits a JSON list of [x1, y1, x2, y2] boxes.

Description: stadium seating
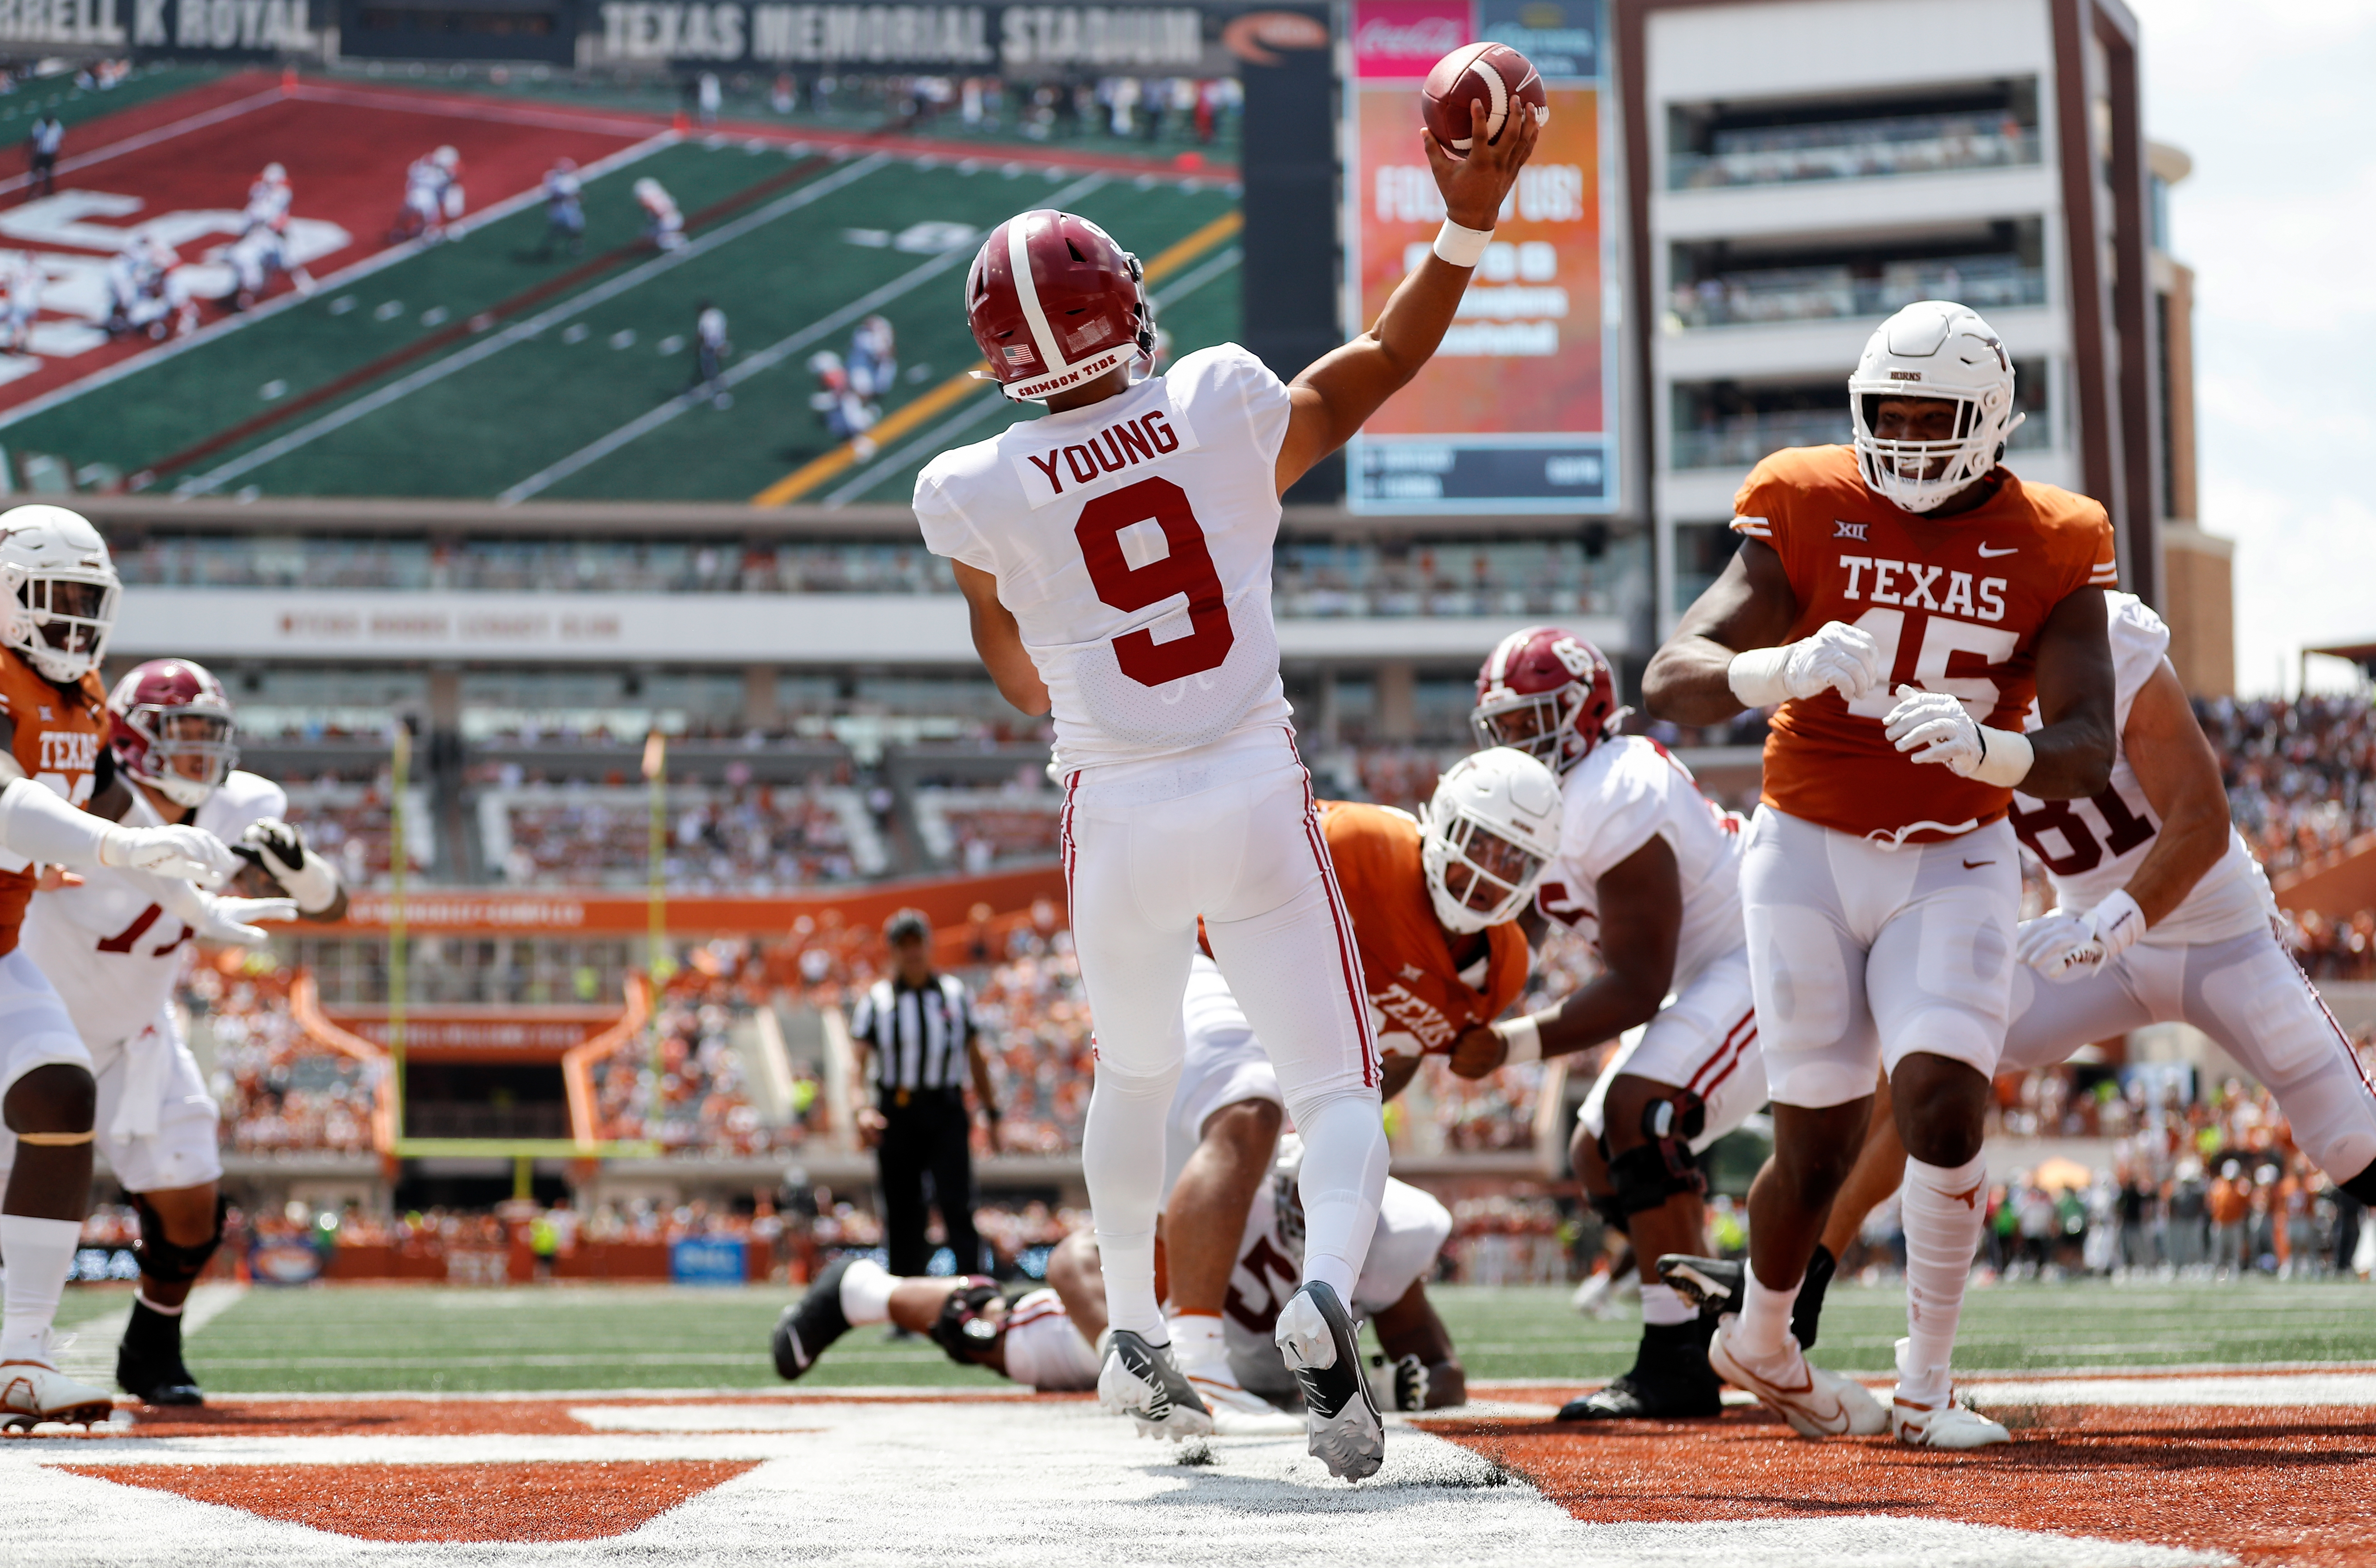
[[479, 781, 884, 888]]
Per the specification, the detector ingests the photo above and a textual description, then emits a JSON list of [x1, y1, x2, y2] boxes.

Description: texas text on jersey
[[1732, 444, 2118, 844], [1311, 800, 1529, 1059], [0, 653, 107, 952], [2010, 592, 2274, 947]]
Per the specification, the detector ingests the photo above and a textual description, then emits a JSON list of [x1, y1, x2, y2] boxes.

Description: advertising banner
[[1344, 0, 1617, 514], [670, 1236, 749, 1285]]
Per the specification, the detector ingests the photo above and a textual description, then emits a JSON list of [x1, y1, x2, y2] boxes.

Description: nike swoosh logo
[[1977, 544, 2017, 558], [1962, 859, 1994, 869]]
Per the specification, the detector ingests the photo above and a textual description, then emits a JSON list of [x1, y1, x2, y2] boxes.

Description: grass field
[[0, 72, 1243, 505], [55, 1277, 2376, 1396]]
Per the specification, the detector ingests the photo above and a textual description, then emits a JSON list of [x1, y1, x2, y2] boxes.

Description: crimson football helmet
[[110, 658, 238, 808], [965, 210, 1155, 402], [1471, 626, 1621, 776]]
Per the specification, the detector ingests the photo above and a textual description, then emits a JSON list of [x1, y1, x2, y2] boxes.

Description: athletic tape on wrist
[[1433, 219, 1493, 268], [1726, 645, 1793, 709], [1496, 1013, 1542, 1064], [1970, 724, 2035, 788]]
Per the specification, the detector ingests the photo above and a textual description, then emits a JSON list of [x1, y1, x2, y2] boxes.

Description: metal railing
[[1671, 262, 2047, 329], [1671, 409, 2049, 472], [1670, 116, 2041, 191]]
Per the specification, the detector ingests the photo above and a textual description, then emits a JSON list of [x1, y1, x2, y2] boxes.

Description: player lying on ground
[[1642, 300, 2119, 1450], [1664, 591, 2376, 1334], [7, 658, 349, 1407], [1451, 629, 1763, 1423], [913, 96, 1538, 1479], [0, 508, 240, 1427], [771, 1145, 1464, 1417]]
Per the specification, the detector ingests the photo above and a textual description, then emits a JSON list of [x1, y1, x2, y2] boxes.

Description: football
[[1420, 42, 1548, 157]]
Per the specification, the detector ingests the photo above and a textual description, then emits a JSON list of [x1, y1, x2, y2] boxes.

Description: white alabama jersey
[[1534, 737, 1747, 987], [22, 770, 287, 1049], [914, 344, 1295, 772], [2012, 593, 2272, 946]]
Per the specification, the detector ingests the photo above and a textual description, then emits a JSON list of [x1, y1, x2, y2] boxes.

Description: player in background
[[1672, 592, 2376, 1336], [1641, 300, 2118, 1450], [10, 659, 349, 1406], [635, 176, 684, 252], [1454, 628, 1760, 1422], [0, 252, 38, 358], [394, 147, 461, 244], [0, 508, 239, 1428], [1157, 751, 1554, 1424], [229, 162, 312, 311], [539, 157, 585, 257], [772, 1143, 1468, 1416], [913, 99, 1537, 1479], [690, 300, 731, 409]]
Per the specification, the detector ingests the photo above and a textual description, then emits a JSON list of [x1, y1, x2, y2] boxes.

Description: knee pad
[[1605, 1092, 1708, 1218], [2345, 1159, 2376, 1208], [1584, 1184, 1631, 1234], [132, 1193, 227, 1286]]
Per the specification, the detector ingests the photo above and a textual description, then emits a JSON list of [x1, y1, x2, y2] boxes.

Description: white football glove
[[98, 824, 239, 885], [191, 896, 300, 946], [1728, 621, 1888, 707], [2017, 891, 2146, 982], [1884, 685, 1985, 773], [240, 817, 340, 914]]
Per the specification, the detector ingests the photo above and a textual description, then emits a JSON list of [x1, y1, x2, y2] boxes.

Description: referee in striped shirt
[[850, 909, 1001, 1277]]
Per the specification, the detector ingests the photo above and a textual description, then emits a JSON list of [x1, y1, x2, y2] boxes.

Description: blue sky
[[2129, 0, 2376, 695]]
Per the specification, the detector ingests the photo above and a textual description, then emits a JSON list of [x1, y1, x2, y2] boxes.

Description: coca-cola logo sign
[[1352, 0, 1471, 77]]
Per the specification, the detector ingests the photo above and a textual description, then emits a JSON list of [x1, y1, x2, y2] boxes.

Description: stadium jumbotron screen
[[0, 7, 1260, 505]]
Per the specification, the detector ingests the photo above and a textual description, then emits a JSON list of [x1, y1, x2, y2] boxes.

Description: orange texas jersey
[[1315, 799, 1529, 1056], [0, 648, 107, 953], [1729, 444, 2117, 846]]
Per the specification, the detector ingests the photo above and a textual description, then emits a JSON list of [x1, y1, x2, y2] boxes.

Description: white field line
[[0, 85, 284, 198], [176, 153, 890, 495], [56, 1283, 247, 1383], [0, 131, 677, 436], [492, 170, 1106, 504], [817, 240, 1241, 505], [1962, 1370, 2376, 1407], [291, 81, 707, 138]]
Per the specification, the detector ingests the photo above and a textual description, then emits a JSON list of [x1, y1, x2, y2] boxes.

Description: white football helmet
[[1419, 747, 1563, 934], [0, 504, 119, 684], [1848, 300, 2024, 514], [431, 145, 460, 172]]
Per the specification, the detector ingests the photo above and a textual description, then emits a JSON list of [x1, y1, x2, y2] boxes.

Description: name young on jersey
[[1836, 554, 2009, 622], [1012, 401, 1202, 509]]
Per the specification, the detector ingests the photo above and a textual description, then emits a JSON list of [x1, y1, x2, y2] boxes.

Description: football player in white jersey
[[8, 658, 348, 1407], [1453, 627, 1759, 1421], [1683, 594, 2376, 1349], [913, 100, 1537, 1479]]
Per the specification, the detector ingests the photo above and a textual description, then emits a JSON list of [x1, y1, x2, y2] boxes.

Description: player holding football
[[0, 508, 239, 1427], [8, 659, 349, 1408], [914, 98, 1538, 1479], [1641, 301, 2119, 1449], [1458, 628, 1762, 1422], [1670, 592, 2376, 1338], [1157, 750, 1554, 1424]]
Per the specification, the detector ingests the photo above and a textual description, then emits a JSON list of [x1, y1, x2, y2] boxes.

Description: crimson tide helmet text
[[965, 210, 1156, 403], [109, 657, 239, 808], [1471, 626, 1620, 775]]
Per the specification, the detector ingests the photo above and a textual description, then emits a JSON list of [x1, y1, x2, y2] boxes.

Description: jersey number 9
[[1075, 477, 1235, 687]]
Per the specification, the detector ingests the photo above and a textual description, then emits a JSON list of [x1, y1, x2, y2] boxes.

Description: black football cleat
[[117, 1300, 204, 1407], [772, 1258, 856, 1381], [1557, 1319, 1723, 1421], [1658, 1244, 1835, 1350], [1276, 1282, 1384, 1480]]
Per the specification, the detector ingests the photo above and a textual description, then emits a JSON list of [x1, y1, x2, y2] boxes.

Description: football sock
[[1732, 1271, 1801, 1361], [0, 1215, 81, 1363], [1897, 1151, 1988, 1406], [1639, 1282, 1697, 1327], [837, 1258, 896, 1326], [1167, 1312, 1226, 1372], [1082, 1057, 1179, 1341], [1292, 1091, 1389, 1303], [1793, 1243, 1837, 1351]]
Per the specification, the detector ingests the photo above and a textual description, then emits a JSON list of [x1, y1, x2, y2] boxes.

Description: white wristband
[[1726, 646, 1793, 709], [1494, 1013, 1542, 1065], [1971, 725, 2036, 788], [1432, 219, 1493, 268]]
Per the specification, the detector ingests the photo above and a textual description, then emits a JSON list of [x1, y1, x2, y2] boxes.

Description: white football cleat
[[1707, 1317, 1887, 1439], [1890, 1393, 2011, 1449], [1178, 1353, 1302, 1435], [1097, 1330, 1213, 1441], [1, 1358, 116, 1429]]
